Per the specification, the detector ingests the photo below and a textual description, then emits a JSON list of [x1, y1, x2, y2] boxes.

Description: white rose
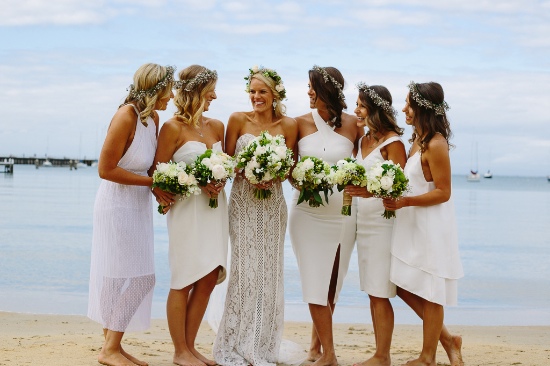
[[275, 83, 284, 92], [336, 160, 347, 169], [212, 165, 227, 180], [252, 65, 259, 73], [380, 176, 394, 192], [156, 162, 170, 174], [275, 146, 288, 159], [255, 146, 267, 155], [263, 171, 273, 182], [201, 157, 212, 168], [368, 179, 382, 193]]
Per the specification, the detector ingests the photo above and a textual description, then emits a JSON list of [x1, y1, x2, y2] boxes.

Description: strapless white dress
[[390, 151, 464, 305], [289, 110, 357, 305], [167, 141, 228, 289], [355, 135, 403, 298]]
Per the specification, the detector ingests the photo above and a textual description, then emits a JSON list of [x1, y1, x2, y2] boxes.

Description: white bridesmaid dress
[[289, 109, 357, 305], [390, 151, 464, 305], [166, 141, 228, 290], [356, 135, 403, 298], [88, 105, 156, 332]]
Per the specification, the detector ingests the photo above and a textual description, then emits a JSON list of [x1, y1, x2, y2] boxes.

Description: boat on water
[[467, 170, 480, 182], [467, 141, 481, 182], [42, 159, 53, 167], [547, 176, 550, 182], [483, 170, 493, 179]]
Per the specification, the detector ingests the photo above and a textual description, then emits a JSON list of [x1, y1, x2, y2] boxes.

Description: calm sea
[[0, 165, 549, 326]]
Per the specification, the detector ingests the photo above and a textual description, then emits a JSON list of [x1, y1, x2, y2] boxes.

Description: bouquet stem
[[254, 188, 272, 200], [157, 204, 167, 215], [382, 209, 396, 219], [341, 191, 352, 216], [209, 193, 219, 209]]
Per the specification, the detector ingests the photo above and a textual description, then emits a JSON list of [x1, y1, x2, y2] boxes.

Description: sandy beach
[[1, 311, 549, 366]]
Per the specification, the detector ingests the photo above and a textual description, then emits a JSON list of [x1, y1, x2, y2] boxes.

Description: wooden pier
[[1, 158, 14, 173], [0, 156, 97, 171]]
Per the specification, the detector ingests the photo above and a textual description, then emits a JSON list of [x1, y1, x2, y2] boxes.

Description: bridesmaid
[[289, 65, 363, 366], [213, 66, 299, 366], [88, 63, 174, 366], [383, 81, 464, 366], [345, 83, 406, 366], [152, 65, 227, 366]]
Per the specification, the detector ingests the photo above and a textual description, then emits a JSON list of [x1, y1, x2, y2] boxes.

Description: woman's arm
[[225, 112, 243, 156], [98, 106, 153, 186]]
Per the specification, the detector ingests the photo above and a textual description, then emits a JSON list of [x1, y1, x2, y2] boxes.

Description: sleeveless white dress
[[356, 136, 403, 298], [213, 134, 287, 366], [167, 141, 228, 290], [289, 110, 357, 305], [88, 105, 156, 332], [390, 152, 464, 305]]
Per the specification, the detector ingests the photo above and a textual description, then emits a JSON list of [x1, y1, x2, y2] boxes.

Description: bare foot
[[98, 350, 137, 366], [442, 335, 464, 366], [401, 358, 435, 366], [173, 350, 206, 366], [190, 348, 216, 366], [120, 347, 148, 366], [353, 354, 391, 366], [311, 354, 338, 366], [307, 350, 322, 362]]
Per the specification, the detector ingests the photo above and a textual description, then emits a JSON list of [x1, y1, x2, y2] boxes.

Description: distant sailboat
[[467, 142, 481, 182], [483, 170, 493, 179]]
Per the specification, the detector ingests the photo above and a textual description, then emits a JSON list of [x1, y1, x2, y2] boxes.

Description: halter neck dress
[[390, 151, 464, 305], [88, 104, 156, 332], [356, 135, 403, 298], [289, 109, 357, 305]]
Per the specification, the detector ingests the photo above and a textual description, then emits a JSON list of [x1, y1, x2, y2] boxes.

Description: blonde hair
[[122, 63, 174, 125], [173, 65, 217, 127], [250, 72, 286, 118]]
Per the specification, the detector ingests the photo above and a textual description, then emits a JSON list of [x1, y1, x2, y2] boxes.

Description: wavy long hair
[[358, 85, 403, 141], [309, 66, 347, 128], [174, 65, 217, 127]]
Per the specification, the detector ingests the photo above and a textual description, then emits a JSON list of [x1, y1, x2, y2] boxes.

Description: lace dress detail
[[213, 134, 286, 366], [87, 105, 156, 332]]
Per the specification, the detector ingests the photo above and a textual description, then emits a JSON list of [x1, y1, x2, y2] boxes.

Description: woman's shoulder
[[341, 112, 358, 125]]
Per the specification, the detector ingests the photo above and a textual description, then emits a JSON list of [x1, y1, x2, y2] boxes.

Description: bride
[[211, 66, 300, 366]]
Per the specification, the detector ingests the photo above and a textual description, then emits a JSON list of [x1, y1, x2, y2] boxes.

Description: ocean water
[[0, 165, 549, 326]]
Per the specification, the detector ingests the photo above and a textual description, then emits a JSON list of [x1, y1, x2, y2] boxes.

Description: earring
[[272, 100, 277, 109]]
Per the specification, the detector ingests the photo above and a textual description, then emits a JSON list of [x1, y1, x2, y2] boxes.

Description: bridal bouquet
[[366, 160, 409, 219], [193, 149, 236, 208], [236, 130, 294, 199], [152, 161, 201, 214], [292, 156, 334, 207], [330, 158, 368, 216]]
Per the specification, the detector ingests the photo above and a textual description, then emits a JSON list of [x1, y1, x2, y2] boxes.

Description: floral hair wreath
[[408, 81, 450, 115], [128, 65, 176, 101], [311, 65, 345, 101], [244, 65, 286, 100], [356, 82, 397, 117], [174, 68, 218, 92]]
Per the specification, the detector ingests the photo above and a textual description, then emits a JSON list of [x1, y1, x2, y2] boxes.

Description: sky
[[1, 0, 549, 177]]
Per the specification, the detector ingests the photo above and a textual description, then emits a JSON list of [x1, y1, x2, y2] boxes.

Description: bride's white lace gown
[[212, 133, 286, 366]]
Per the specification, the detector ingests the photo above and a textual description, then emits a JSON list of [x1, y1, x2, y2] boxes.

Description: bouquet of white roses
[[236, 130, 294, 199], [366, 160, 409, 219], [152, 161, 201, 214], [292, 156, 334, 207], [330, 158, 368, 215], [193, 149, 236, 208]]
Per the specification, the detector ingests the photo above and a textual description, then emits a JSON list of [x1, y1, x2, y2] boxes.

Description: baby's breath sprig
[[356, 82, 397, 117], [128, 65, 176, 101], [311, 65, 345, 101], [408, 81, 450, 116]]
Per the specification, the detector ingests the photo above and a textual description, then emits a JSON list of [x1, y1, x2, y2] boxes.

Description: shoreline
[[1, 311, 549, 366]]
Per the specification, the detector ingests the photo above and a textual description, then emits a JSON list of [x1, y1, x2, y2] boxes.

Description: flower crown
[[311, 65, 345, 101], [356, 82, 397, 117], [174, 68, 218, 92], [244, 66, 286, 100], [128, 65, 176, 101], [408, 81, 450, 115]]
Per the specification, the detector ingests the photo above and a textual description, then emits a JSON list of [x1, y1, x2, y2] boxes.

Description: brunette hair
[[308, 66, 347, 128]]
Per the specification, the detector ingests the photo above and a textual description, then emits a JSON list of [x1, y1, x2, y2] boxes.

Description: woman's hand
[[152, 187, 175, 207], [200, 180, 225, 198], [382, 197, 407, 211], [344, 185, 370, 198]]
